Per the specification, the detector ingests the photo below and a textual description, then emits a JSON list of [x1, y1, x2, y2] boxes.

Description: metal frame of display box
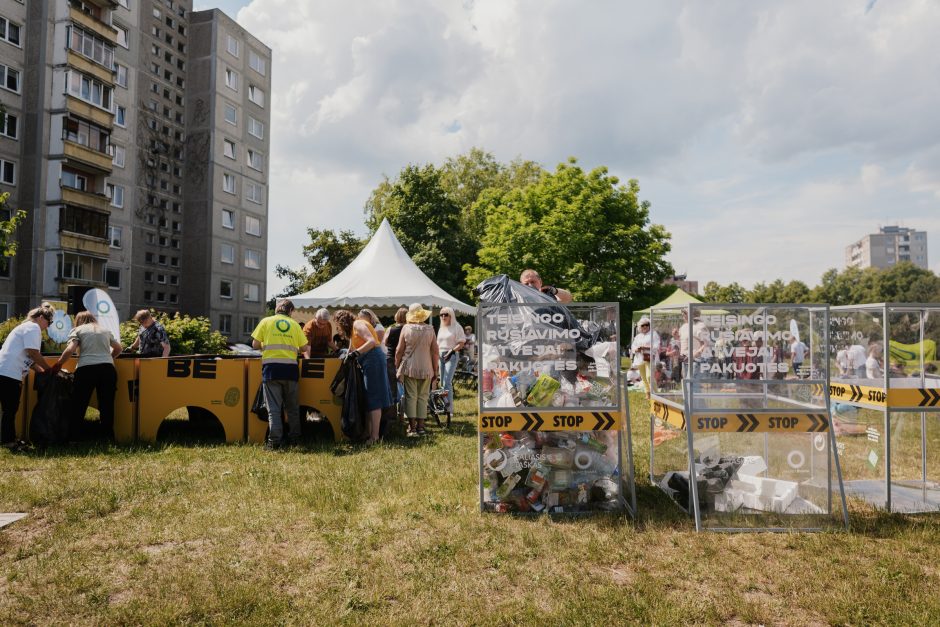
[[829, 303, 940, 512], [648, 303, 849, 532], [477, 301, 636, 516]]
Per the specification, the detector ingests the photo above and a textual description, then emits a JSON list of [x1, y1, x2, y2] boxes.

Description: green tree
[[273, 229, 364, 297], [364, 163, 475, 300], [466, 158, 673, 326], [0, 191, 26, 263], [702, 281, 747, 303]]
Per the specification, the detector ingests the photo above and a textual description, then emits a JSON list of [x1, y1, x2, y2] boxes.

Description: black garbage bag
[[250, 383, 267, 422], [472, 274, 598, 352], [335, 353, 368, 441], [29, 370, 74, 447]]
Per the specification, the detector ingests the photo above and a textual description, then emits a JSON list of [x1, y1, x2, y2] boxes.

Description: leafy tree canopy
[[465, 158, 674, 321], [274, 228, 364, 298]]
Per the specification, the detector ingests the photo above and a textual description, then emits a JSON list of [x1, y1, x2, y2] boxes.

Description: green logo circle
[[97, 301, 111, 315], [275, 320, 290, 332], [224, 387, 240, 407]]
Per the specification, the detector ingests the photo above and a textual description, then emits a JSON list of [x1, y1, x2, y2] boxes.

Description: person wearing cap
[[519, 269, 573, 303], [396, 303, 440, 435], [630, 316, 660, 399], [0, 304, 57, 447], [436, 306, 465, 427], [251, 299, 309, 450]]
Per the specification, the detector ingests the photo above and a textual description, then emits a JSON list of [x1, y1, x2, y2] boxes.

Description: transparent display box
[[477, 302, 635, 515], [830, 304, 940, 512], [648, 303, 848, 531]]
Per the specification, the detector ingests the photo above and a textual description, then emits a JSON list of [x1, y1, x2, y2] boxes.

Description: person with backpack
[[0, 305, 57, 447], [53, 311, 123, 441]]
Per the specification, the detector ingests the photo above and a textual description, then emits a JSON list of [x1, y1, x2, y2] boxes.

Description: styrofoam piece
[[714, 475, 799, 514], [737, 456, 767, 477]]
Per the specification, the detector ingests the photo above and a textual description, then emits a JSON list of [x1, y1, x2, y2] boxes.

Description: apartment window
[[219, 314, 231, 335], [243, 316, 259, 335], [144, 271, 153, 282], [222, 208, 235, 229], [248, 85, 265, 107], [66, 70, 112, 110], [169, 275, 179, 286], [159, 235, 168, 247], [169, 293, 178, 305], [115, 64, 128, 88], [105, 267, 121, 289], [223, 139, 236, 159], [106, 183, 124, 209], [245, 215, 261, 237], [220, 279, 233, 299], [225, 68, 238, 91], [115, 106, 126, 127], [246, 182, 263, 204], [63, 117, 110, 153], [68, 25, 115, 69], [145, 252, 154, 264], [248, 116, 263, 139], [112, 145, 125, 168], [172, 220, 181, 232], [108, 225, 122, 248], [0, 64, 20, 93], [244, 249, 261, 269], [0, 17, 21, 47], [223, 173, 237, 194], [243, 283, 259, 302], [248, 50, 266, 76], [226, 35, 239, 57], [146, 232, 155, 243], [220, 243, 234, 264], [246, 149, 263, 171], [0, 159, 15, 185], [158, 254, 167, 266], [144, 290, 152, 301], [0, 112, 16, 140], [114, 24, 129, 49], [157, 274, 166, 284], [170, 256, 179, 267], [156, 292, 165, 303], [224, 103, 237, 125], [61, 169, 88, 191], [171, 238, 179, 249]]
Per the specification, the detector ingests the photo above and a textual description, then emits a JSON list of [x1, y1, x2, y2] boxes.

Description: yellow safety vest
[[251, 314, 306, 366]]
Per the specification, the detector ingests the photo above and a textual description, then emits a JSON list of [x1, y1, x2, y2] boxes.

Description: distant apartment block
[[845, 226, 928, 271], [0, 0, 270, 343], [664, 274, 699, 295]]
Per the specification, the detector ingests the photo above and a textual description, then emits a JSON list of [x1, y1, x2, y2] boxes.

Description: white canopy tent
[[290, 218, 475, 316]]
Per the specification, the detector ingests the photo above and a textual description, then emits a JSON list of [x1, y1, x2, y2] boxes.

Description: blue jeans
[[440, 350, 458, 412], [262, 379, 300, 443]]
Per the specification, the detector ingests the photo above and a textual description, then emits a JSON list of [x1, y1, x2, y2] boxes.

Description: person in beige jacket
[[395, 303, 440, 436]]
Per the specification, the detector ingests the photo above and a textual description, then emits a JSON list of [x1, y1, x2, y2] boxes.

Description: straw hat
[[406, 303, 431, 323]]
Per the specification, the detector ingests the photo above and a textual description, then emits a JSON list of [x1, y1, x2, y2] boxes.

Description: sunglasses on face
[[441, 313, 450, 317]]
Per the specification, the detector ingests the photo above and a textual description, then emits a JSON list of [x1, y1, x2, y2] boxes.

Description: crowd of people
[[250, 299, 477, 450]]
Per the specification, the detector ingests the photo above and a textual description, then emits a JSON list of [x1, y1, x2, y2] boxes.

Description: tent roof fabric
[[290, 219, 475, 315], [635, 287, 702, 317]]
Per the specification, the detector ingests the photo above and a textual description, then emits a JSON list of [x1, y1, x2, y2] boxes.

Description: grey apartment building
[[0, 0, 270, 343], [845, 225, 928, 271]]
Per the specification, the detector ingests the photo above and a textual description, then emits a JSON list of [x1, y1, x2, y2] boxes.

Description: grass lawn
[[2, 388, 940, 625]]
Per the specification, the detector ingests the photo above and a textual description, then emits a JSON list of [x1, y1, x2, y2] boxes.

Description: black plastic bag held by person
[[29, 370, 74, 447], [472, 274, 597, 352], [334, 352, 368, 441]]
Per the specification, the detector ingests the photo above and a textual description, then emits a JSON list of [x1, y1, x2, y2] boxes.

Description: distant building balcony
[[60, 185, 111, 213], [65, 95, 114, 129], [68, 6, 119, 45]]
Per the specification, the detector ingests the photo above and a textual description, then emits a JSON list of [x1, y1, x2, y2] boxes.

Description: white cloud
[[219, 0, 940, 296]]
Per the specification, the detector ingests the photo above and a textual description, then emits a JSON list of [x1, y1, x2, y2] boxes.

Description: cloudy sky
[[195, 0, 940, 297]]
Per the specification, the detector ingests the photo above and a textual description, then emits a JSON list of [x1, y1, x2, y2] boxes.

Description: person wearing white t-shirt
[[0, 306, 57, 446], [847, 344, 868, 378], [866, 344, 884, 380], [790, 337, 808, 379]]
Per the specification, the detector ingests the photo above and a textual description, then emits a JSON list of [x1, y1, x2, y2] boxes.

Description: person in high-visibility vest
[[251, 299, 309, 450]]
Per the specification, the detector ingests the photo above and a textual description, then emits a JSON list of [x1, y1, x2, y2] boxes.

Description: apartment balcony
[[59, 232, 110, 258], [67, 50, 114, 85], [65, 95, 113, 129], [69, 6, 119, 45], [60, 186, 111, 213], [63, 138, 113, 174]]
